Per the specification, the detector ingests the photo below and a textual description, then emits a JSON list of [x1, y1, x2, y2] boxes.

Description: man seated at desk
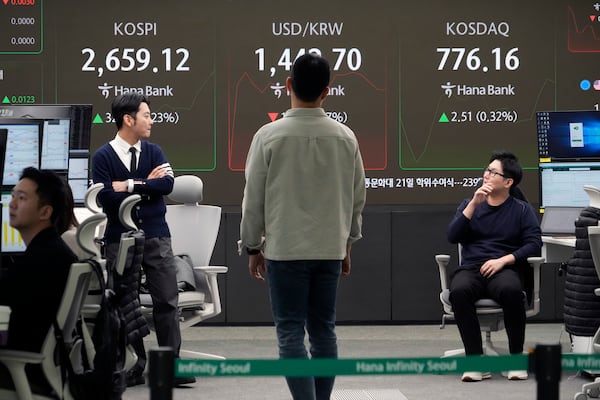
[[0, 167, 77, 395]]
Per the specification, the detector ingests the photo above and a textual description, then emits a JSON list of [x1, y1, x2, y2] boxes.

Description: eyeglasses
[[484, 167, 508, 178]]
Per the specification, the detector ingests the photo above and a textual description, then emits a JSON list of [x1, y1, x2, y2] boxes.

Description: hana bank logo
[[98, 83, 114, 99], [441, 82, 456, 98], [440, 81, 515, 97], [97, 83, 174, 98]]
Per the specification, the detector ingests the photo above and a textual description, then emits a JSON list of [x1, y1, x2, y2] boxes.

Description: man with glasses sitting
[[446, 151, 542, 382]]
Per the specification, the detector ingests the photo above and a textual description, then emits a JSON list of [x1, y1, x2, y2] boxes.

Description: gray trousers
[[106, 236, 181, 371]]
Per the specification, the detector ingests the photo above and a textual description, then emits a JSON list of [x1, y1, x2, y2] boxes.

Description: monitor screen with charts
[[0, 104, 93, 254], [539, 161, 600, 209], [1, 192, 26, 253]]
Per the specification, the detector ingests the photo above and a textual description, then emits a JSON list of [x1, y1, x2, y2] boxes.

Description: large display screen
[[0, 104, 92, 253], [0, 0, 598, 206]]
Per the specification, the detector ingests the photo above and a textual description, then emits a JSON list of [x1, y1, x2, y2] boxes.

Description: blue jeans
[[266, 259, 342, 400]]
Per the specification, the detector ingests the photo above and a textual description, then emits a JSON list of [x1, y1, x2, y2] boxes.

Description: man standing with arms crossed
[[92, 93, 194, 387], [239, 53, 366, 400]]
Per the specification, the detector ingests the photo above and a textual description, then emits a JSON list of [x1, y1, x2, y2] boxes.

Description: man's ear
[[123, 113, 134, 127], [39, 204, 53, 222], [320, 87, 329, 101]]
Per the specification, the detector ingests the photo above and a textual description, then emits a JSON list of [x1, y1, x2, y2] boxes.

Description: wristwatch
[[246, 247, 261, 255]]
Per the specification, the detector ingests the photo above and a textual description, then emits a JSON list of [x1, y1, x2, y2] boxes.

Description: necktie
[[129, 147, 137, 174]]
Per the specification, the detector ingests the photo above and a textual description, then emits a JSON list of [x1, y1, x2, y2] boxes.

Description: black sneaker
[[126, 370, 146, 387], [173, 376, 196, 387]]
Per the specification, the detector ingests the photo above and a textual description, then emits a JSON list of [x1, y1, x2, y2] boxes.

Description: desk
[[542, 236, 576, 263]]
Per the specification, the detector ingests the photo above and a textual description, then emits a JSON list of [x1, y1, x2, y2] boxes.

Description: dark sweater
[[0, 227, 76, 352], [448, 196, 542, 268], [0, 228, 76, 394], [92, 141, 174, 243]]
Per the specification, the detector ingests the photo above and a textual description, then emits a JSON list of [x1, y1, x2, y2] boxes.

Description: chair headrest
[[168, 175, 203, 205], [119, 194, 142, 231], [76, 212, 107, 258], [84, 182, 104, 214], [584, 185, 600, 209]]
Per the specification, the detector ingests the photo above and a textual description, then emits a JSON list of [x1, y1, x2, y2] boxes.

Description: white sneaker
[[507, 370, 528, 380], [461, 371, 492, 382]]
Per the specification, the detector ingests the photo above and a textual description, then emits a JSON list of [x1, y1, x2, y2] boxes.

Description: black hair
[[111, 93, 149, 130], [290, 53, 331, 102], [19, 167, 71, 233], [489, 150, 523, 187]]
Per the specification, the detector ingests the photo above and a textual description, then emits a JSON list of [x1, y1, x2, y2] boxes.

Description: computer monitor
[[0, 104, 93, 254], [0, 119, 42, 187], [539, 161, 600, 208], [537, 110, 600, 161], [537, 110, 600, 210], [1, 192, 26, 253], [0, 104, 92, 201]]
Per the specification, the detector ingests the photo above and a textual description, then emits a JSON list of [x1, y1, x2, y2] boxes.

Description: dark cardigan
[[92, 140, 174, 244]]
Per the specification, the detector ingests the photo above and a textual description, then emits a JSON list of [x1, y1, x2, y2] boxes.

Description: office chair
[[0, 262, 94, 400], [67, 209, 139, 377], [436, 251, 544, 357], [59, 212, 109, 366], [574, 185, 600, 400], [111, 194, 147, 373], [436, 183, 544, 356], [74, 212, 108, 317], [135, 175, 228, 359]]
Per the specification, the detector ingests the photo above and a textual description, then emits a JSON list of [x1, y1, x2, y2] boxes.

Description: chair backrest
[[166, 175, 221, 267], [589, 225, 600, 280], [42, 262, 94, 395], [55, 263, 94, 341], [587, 186, 600, 280]]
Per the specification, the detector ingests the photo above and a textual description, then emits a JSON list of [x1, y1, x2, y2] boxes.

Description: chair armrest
[[526, 256, 545, 317], [115, 236, 136, 276], [0, 349, 45, 400], [435, 254, 451, 292], [82, 304, 101, 313], [193, 266, 228, 316], [194, 266, 228, 274], [0, 349, 44, 364]]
